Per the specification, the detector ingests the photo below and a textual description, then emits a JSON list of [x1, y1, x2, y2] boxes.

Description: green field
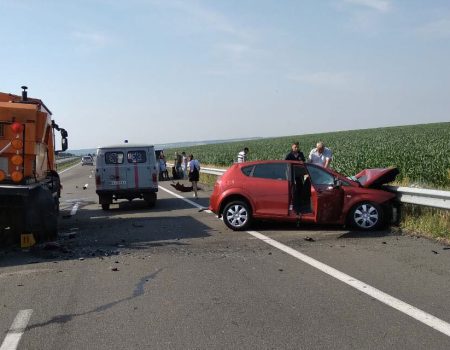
[[167, 122, 450, 189]]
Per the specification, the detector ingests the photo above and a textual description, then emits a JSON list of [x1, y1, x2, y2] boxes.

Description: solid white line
[[59, 162, 80, 174], [246, 230, 450, 337], [161, 185, 450, 338], [158, 185, 212, 213], [0, 309, 33, 350]]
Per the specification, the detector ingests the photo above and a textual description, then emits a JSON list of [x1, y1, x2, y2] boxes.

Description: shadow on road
[[0, 198, 214, 268]]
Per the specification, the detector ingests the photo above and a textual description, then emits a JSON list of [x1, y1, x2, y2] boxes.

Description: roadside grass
[[399, 205, 450, 244], [56, 158, 80, 172]]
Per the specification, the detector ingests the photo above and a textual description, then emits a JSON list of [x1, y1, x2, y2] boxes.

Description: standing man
[[309, 141, 332, 168], [181, 151, 188, 179], [285, 142, 305, 161], [237, 147, 249, 163]]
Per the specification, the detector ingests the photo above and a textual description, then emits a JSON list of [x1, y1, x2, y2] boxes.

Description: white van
[[95, 144, 158, 210]]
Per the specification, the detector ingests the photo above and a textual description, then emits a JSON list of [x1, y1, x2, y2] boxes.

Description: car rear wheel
[[223, 201, 252, 231], [349, 202, 383, 230]]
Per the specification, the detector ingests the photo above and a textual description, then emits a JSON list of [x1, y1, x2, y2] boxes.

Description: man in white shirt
[[237, 147, 249, 163], [309, 142, 332, 168]]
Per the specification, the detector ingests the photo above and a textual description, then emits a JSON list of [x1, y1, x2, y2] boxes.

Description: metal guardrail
[[198, 166, 450, 210]]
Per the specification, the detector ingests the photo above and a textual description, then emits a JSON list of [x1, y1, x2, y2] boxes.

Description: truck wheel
[[144, 193, 157, 207], [28, 187, 58, 241]]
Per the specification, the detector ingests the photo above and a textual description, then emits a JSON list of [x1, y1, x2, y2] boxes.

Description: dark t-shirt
[[285, 151, 305, 162]]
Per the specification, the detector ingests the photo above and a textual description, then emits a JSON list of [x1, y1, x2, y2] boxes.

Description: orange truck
[[0, 86, 68, 244]]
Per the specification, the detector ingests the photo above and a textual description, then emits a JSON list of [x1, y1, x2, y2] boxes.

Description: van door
[[125, 149, 153, 190], [101, 150, 127, 191]]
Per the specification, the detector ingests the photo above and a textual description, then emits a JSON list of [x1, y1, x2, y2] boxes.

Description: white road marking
[[160, 183, 450, 338], [70, 202, 80, 216], [58, 162, 80, 174], [158, 185, 212, 213], [0, 309, 33, 350], [247, 230, 450, 337]]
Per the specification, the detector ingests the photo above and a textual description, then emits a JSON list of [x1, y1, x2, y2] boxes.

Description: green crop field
[[167, 122, 450, 188]]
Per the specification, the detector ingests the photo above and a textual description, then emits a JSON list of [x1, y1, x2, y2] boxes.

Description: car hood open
[[354, 167, 399, 188]]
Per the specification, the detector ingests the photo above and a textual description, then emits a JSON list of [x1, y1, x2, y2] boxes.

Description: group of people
[[158, 150, 201, 198], [237, 141, 332, 168]]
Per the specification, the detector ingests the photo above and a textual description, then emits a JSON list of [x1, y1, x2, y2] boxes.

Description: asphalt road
[[1, 163, 450, 349]]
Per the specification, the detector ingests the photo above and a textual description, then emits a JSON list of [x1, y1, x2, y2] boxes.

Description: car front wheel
[[349, 202, 383, 230], [222, 200, 252, 231]]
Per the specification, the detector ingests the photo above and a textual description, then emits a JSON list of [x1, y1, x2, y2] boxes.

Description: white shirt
[[237, 151, 247, 163], [309, 147, 332, 167]]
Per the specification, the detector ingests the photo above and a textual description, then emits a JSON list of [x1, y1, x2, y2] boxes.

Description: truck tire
[[26, 187, 58, 242]]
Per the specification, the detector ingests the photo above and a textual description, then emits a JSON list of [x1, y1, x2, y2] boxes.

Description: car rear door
[[247, 163, 289, 217], [306, 164, 344, 224]]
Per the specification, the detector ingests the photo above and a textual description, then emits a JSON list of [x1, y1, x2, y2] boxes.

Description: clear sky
[[1, 0, 449, 149]]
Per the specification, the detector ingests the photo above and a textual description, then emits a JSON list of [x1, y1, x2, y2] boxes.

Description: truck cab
[[95, 144, 158, 210]]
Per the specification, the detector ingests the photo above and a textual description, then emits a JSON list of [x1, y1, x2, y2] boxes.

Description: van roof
[[97, 144, 155, 150]]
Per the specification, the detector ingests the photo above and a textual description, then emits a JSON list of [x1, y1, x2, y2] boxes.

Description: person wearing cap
[[308, 141, 332, 168]]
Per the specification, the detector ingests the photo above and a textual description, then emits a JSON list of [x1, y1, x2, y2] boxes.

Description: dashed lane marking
[[0, 309, 33, 350]]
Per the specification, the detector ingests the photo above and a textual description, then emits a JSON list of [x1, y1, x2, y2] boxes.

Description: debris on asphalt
[[432, 250, 438, 254], [443, 247, 450, 250], [304, 237, 315, 242], [278, 269, 284, 272], [382, 241, 387, 244], [79, 257, 85, 261], [268, 252, 272, 255], [111, 267, 119, 271]]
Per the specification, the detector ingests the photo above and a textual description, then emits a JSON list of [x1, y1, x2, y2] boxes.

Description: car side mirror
[[334, 179, 342, 188]]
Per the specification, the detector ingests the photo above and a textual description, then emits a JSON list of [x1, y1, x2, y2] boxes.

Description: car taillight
[[95, 175, 101, 186], [152, 173, 157, 182], [0, 170, 5, 181]]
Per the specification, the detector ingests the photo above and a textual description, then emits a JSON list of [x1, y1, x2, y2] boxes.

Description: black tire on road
[[222, 200, 252, 231], [348, 201, 384, 231], [101, 203, 110, 211], [144, 193, 157, 208]]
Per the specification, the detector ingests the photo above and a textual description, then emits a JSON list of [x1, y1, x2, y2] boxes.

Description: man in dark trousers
[[285, 141, 305, 161]]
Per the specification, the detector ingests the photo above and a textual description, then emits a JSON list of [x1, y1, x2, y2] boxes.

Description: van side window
[[128, 150, 147, 163], [105, 152, 124, 164]]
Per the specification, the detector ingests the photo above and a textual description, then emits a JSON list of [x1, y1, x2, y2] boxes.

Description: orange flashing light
[[0, 170, 5, 181], [11, 139, 23, 150], [11, 154, 23, 166], [11, 171, 23, 182]]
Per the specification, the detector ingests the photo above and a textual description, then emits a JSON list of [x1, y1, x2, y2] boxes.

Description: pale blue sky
[[1, 0, 449, 149]]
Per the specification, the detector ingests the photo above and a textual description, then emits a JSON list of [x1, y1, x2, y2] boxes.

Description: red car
[[209, 160, 399, 231]]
